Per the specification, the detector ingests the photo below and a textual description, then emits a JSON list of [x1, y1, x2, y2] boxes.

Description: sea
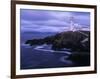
[[20, 31, 90, 69]]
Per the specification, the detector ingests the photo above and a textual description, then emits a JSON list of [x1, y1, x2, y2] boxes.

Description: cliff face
[[25, 31, 90, 52]]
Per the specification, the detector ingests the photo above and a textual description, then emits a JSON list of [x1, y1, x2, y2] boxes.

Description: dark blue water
[[20, 32, 90, 69], [21, 44, 75, 69]]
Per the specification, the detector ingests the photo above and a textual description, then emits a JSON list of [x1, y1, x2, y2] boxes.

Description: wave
[[60, 56, 73, 64], [34, 44, 71, 55], [21, 43, 32, 48]]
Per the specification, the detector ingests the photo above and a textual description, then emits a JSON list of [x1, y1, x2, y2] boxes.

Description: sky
[[20, 9, 90, 33]]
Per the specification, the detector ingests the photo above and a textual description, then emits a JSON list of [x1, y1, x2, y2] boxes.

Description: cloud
[[21, 19, 70, 33], [21, 19, 69, 28], [20, 9, 90, 32], [20, 9, 54, 21], [32, 20, 68, 26], [21, 24, 69, 33], [49, 11, 73, 21]]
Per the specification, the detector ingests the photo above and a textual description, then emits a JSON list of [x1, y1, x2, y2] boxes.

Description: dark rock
[[25, 31, 90, 52]]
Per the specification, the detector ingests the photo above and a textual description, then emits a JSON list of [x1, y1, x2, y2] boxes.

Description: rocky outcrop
[[25, 31, 90, 52]]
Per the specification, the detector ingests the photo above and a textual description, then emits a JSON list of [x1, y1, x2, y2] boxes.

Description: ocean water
[[20, 32, 90, 69]]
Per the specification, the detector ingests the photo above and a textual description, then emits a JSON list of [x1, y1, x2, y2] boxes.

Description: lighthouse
[[69, 16, 82, 31], [69, 16, 75, 32]]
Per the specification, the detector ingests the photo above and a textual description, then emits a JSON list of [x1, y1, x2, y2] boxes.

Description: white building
[[69, 16, 89, 31]]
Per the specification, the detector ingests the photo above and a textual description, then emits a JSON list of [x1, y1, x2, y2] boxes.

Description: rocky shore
[[25, 31, 90, 52]]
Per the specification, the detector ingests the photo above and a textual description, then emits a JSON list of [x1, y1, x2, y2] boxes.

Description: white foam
[[34, 45, 71, 55]]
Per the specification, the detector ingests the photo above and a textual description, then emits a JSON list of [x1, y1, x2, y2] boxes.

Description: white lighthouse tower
[[69, 16, 83, 31], [69, 16, 75, 32]]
